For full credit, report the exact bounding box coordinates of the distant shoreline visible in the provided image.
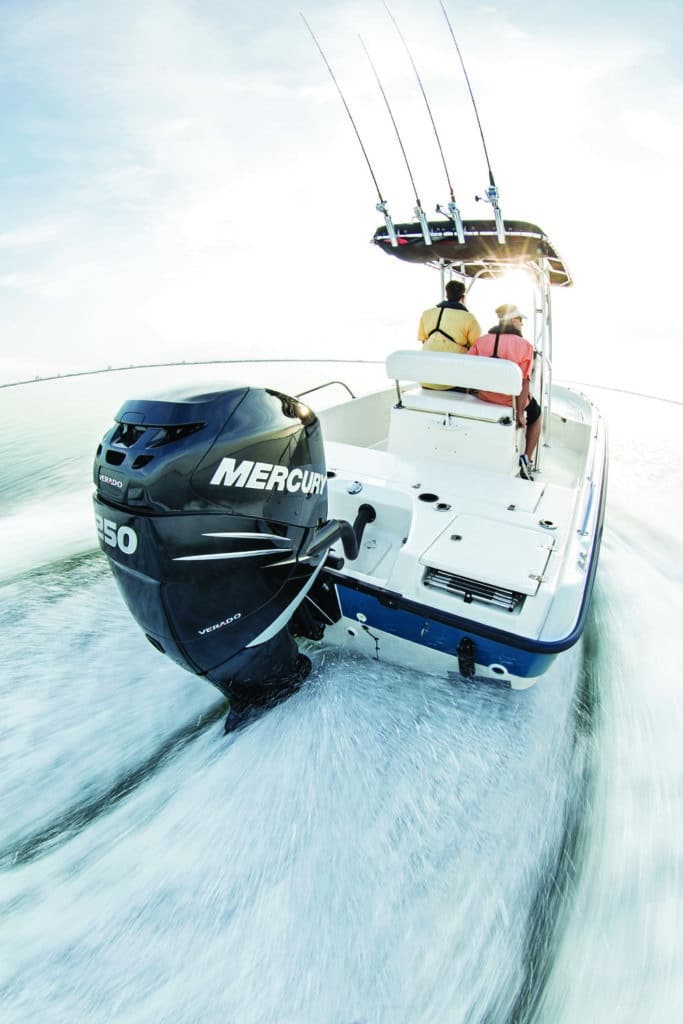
[0,358,384,389]
[1,361,680,406]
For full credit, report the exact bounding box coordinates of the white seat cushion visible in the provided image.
[400,388,512,422]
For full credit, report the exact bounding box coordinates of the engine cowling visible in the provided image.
[93,384,334,704]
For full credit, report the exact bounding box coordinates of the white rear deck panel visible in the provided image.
[420,515,555,596]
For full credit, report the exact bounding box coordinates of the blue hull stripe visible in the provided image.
[336,585,556,679]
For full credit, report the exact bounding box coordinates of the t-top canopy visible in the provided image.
[373,219,572,286]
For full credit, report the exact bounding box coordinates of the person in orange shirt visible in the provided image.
[468,304,541,480]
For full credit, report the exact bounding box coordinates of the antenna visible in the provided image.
[358,34,432,245]
[300,13,397,246]
[439,1,505,244]
[383,2,464,244]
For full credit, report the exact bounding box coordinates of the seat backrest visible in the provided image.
[386,349,522,395]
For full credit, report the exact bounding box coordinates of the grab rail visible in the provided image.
[295,379,356,401]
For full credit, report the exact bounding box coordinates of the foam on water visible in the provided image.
[0,555,219,858]
[537,391,683,1022]
[0,645,580,1023]
[0,490,97,581]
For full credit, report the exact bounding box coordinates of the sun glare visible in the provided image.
[488,269,535,307]
[466,268,536,328]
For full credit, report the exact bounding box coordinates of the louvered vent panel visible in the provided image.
[423,567,524,612]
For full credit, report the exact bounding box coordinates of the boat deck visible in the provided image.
[318,383,591,490]
[317,381,602,648]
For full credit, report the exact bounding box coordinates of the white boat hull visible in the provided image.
[301,366,607,689]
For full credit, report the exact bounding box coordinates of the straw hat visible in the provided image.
[495,303,526,322]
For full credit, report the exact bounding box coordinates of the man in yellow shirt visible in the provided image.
[417,280,481,390]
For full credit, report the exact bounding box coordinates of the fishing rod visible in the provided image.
[382,2,465,244]
[358,34,431,245]
[300,13,398,246]
[439,0,505,244]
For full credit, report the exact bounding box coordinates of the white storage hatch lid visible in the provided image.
[420,514,555,596]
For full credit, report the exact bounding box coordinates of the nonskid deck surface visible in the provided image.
[327,446,571,629]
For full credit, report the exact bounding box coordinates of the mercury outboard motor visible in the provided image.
[93,384,365,711]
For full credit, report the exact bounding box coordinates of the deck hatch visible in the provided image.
[420,514,555,596]
[423,567,525,612]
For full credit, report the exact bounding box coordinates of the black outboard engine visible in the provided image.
[93,384,339,709]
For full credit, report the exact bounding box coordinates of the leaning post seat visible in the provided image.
[385,350,522,472]
[386,350,522,396]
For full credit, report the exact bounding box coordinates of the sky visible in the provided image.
[1,0,682,394]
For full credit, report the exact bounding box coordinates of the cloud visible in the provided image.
[0,221,65,249]
[0,272,44,290]
[621,105,683,158]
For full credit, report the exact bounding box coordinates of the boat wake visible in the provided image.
[0,533,592,1022]
[0,489,96,582]
[0,554,220,857]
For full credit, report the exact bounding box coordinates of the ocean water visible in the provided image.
[0,364,681,1024]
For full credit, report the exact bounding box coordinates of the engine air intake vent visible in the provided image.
[114,423,146,448]
[423,567,524,612]
[148,422,205,447]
